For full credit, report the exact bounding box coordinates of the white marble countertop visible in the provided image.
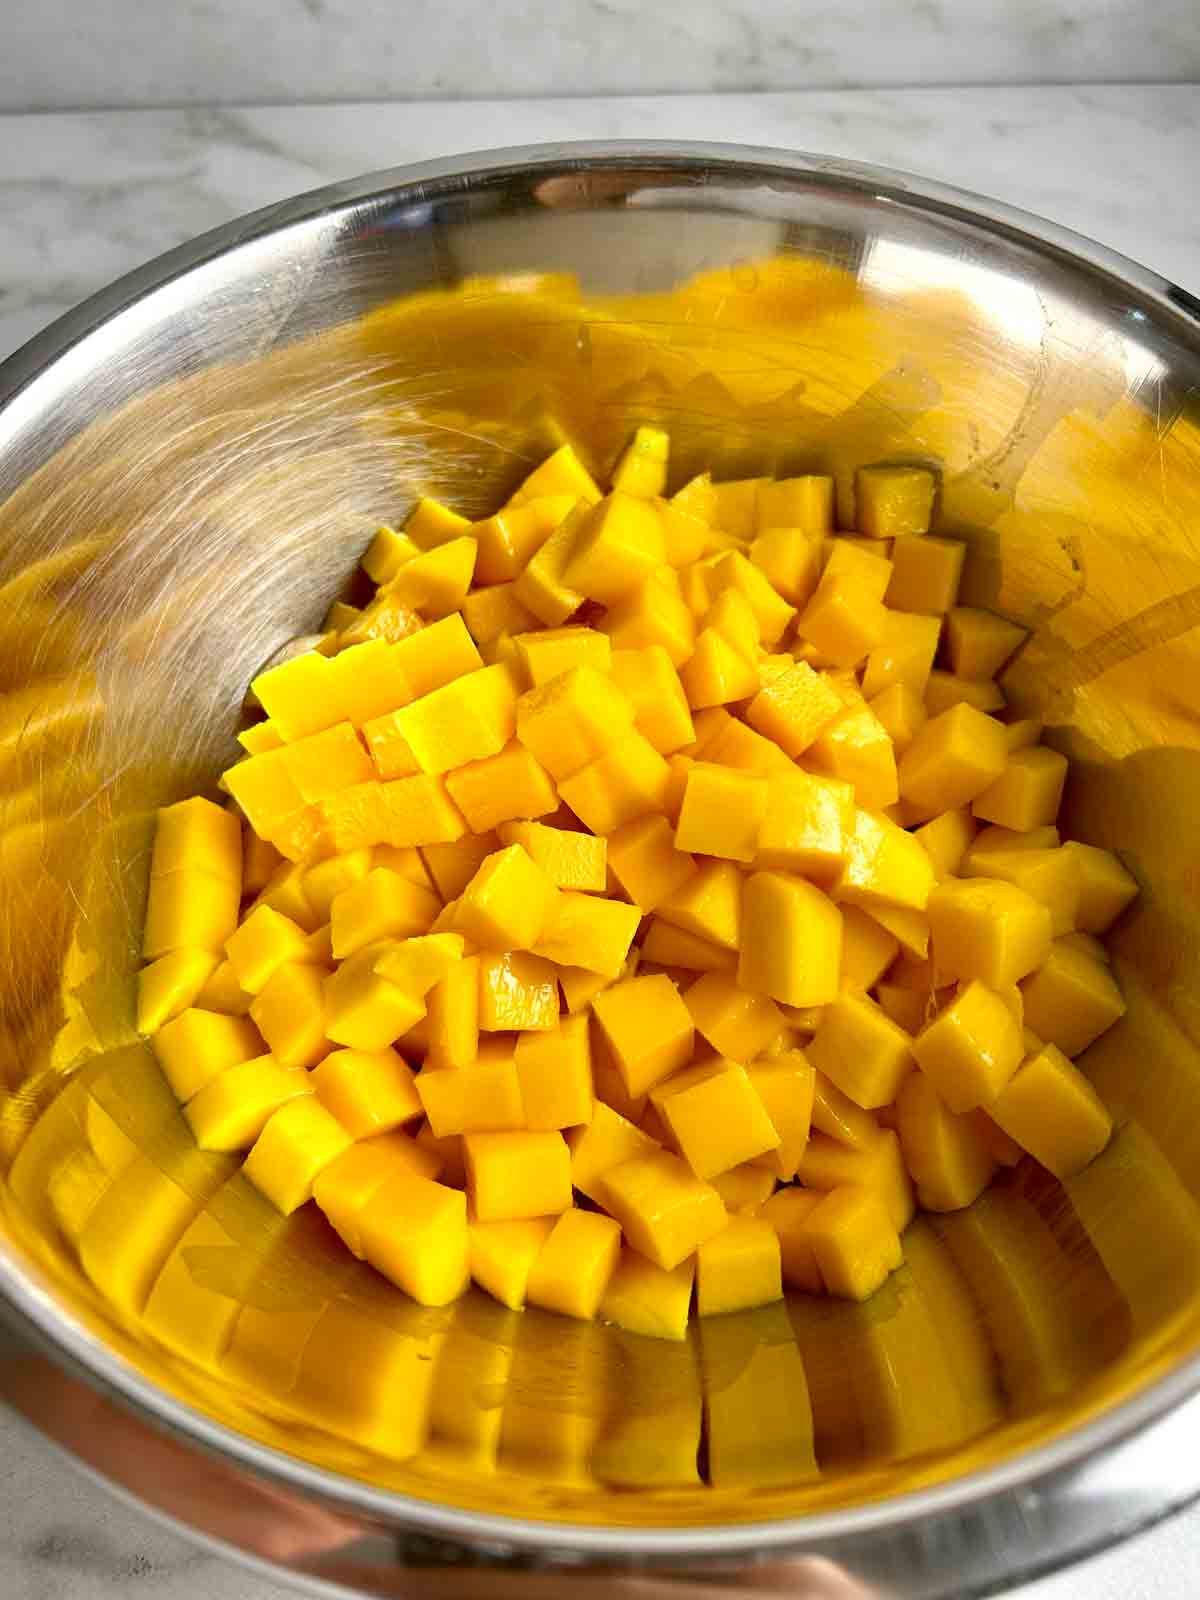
[1,84,1199,1600]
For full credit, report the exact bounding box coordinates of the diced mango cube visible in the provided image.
[912,808,976,880]
[679,627,760,709]
[757,475,833,535]
[962,845,1080,937]
[945,606,1027,680]
[703,714,793,775]
[418,1057,524,1138]
[746,1052,815,1180]
[384,535,477,618]
[184,1055,309,1150]
[194,958,254,1017]
[279,722,374,804]
[311,1046,422,1137]
[461,581,538,647]
[313,1132,440,1255]
[837,807,935,913]
[597,1150,727,1271]
[416,832,496,902]
[526,1208,623,1320]
[806,699,899,811]
[895,1071,996,1211]
[683,971,785,1062]
[496,820,606,892]
[153,1008,264,1102]
[243,1096,353,1214]
[868,682,927,757]
[468,1217,556,1309]
[508,443,602,508]
[562,491,666,603]
[606,813,694,911]
[362,523,420,583]
[567,1102,660,1203]
[558,732,671,835]
[658,859,743,951]
[710,1162,777,1215]
[972,745,1068,833]
[674,762,767,864]
[534,890,640,977]
[599,1251,695,1341]
[472,494,577,584]
[319,774,467,851]
[477,951,560,1031]
[1019,941,1126,1058]
[639,917,735,973]
[612,425,670,498]
[249,961,329,1070]
[898,703,1009,824]
[152,797,242,884]
[404,496,471,549]
[989,1042,1112,1179]
[515,665,634,781]
[1061,842,1138,934]
[251,651,342,741]
[592,974,695,1098]
[810,1071,881,1149]
[695,1217,782,1315]
[738,873,842,1007]
[840,904,900,990]
[425,955,480,1070]
[854,465,935,538]
[923,670,1005,717]
[464,1130,573,1221]
[514,625,610,685]
[330,867,440,960]
[608,646,695,754]
[324,945,426,1051]
[454,844,559,952]
[444,742,557,834]
[861,611,941,700]
[912,979,1025,1112]
[512,508,587,626]
[744,661,840,758]
[513,1014,593,1131]
[359,1175,469,1306]
[603,568,697,667]
[928,877,1052,988]
[143,870,241,959]
[806,990,913,1109]
[805,1184,903,1300]
[795,574,886,668]
[754,770,854,886]
[653,1058,780,1179]
[395,663,516,775]
[759,1188,824,1292]
[136,948,220,1035]
[301,847,373,922]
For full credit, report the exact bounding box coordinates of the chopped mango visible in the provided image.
[806,699,899,811]
[143,870,241,960]
[359,1175,469,1306]
[945,606,1028,680]
[674,762,767,863]
[854,465,935,538]
[136,948,220,1035]
[738,873,842,1007]
[606,813,694,911]
[962,845,1080,937]
[599,1251,694,1341]
[896,1071,996,1211]
[325,945,426,1051]
[249,961,329,1070]
[1019,941,1126,1057]
[567,1102,660,1202]
[534,890,640,977]
[598,1150,727,1271]
[444,741,557,833]
[592,974,695,1098]
[805,1184,903,1300]
[759,1188,824,1292]
[464,1130,573,1221]
[608,645,696,753]
[912,980,1026,1112]
[513,1014,593,1130]
[243,1096,353,1214]
[424,955,480,1070]
[311,1047,422,1137]
[562,492,666,603]
[515,664,634,780]
[454,844,559,952]
[696,1217,783,1315]
[795,573,887,668]
[469,1217,556,1309]
[658,859,743,951]
[184,1055,310,1151]
[153,1008,264,1102]
[1061,842,1138,934]
[806,990,914,1109]
[152,797,242,884]
[710,1162,778,1214]
[525,1208,623,1320]
[477,951,560,1031]
[684,970,785,1061]
[653,1058,780,1179]
[989,1042,1112,1179]
[928,877,1052,988]
[418,1058,524,1138]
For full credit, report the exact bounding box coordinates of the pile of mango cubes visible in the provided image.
[139,429,1137,1340]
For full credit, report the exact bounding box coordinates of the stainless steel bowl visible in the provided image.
[2,143,1200,1599]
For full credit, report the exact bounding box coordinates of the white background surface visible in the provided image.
[2,0,1200,109]
[0,83,1199,1600]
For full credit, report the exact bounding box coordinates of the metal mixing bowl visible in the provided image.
[1,143,1200,1599]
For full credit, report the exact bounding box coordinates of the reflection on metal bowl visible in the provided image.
[1,144,1200,1599]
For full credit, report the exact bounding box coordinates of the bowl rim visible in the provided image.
[2,138,1200,1577]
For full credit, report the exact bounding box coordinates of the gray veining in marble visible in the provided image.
[2,0,1200,112]
[2,82,1200,1600]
